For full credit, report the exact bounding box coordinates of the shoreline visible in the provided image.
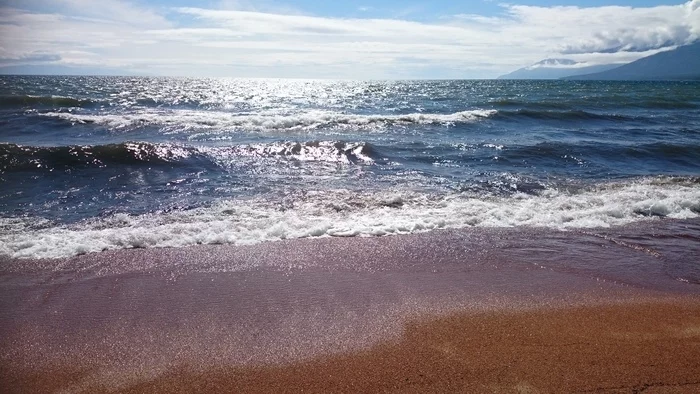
[3,218,699,289]
[2,222,700,392]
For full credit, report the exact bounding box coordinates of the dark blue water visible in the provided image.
[1,76,699,258]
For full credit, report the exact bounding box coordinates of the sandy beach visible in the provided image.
[3,296,700,393]
[2,222,700,393]
[102,300,700,393]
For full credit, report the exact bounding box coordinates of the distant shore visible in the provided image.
[2,223,700,392]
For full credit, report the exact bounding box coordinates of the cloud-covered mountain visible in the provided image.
[498,59,620,80]
[565,42,700,80]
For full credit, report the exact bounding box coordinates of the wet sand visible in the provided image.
[3,298,700,393]
[2,221,700,393]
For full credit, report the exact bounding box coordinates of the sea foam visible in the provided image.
[1,177,698,260]
[39,109,497,132]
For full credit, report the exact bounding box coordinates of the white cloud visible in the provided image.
[504,3,698,54]
[0,1,698,78]
[0,49,61,64]
[56,0,170,27]
[215,0,305,15]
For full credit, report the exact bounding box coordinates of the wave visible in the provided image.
[37,109,497,131]
[633,99,700,110]
[0,142,201,173]
[488,99,573,110]
[493,109,635,122]
[5,139,698,178]
[2,177,699,259]
[622,143,700,162]
[497,141,700,165]
[0,95,105,109]
[225,140,377,164]
[488,98,699,110]
[0,141,378,173]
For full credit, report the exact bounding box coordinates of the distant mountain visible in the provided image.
[498,59,620,80]
[565,42,700,80]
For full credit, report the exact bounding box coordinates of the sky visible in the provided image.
[0,0,698,78]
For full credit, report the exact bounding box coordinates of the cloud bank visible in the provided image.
[0,0,698,78]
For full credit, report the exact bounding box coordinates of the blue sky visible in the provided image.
[149,0,689,19]
[0,1,698,78]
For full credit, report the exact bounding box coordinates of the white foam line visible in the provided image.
[39,109,497,131]
[1,179,698,259]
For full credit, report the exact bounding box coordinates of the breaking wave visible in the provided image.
[0,140,377,173]
[2,177,699,259]
[38,109,497,131]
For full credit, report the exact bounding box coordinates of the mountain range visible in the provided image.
[498,59,621,80]
[500,42,700,80]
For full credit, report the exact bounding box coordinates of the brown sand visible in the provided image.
[3,223,700,393]
[3,299,700,393]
